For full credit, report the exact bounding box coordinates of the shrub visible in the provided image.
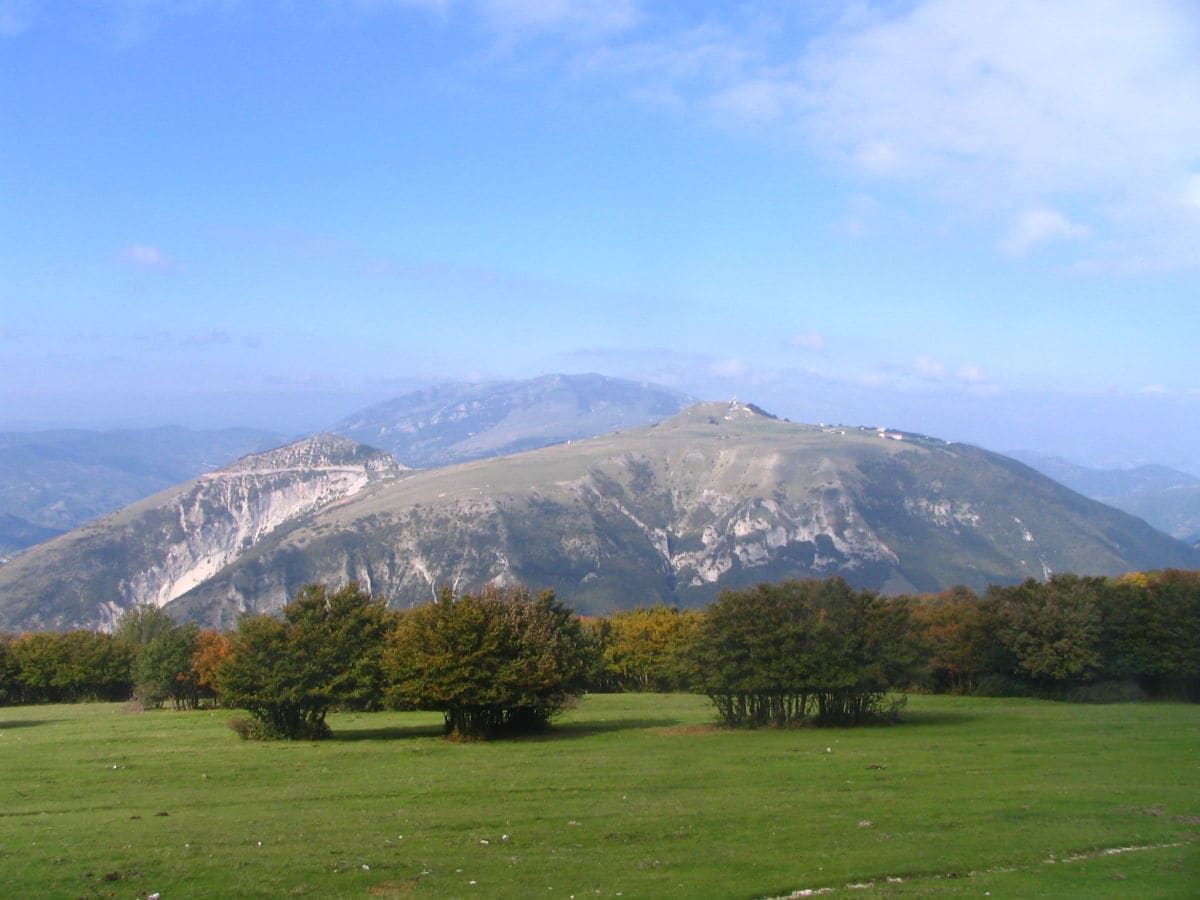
[218,583,392,740]
[599,605,703,692]
[385,585,592,740]
[693,578,919,727]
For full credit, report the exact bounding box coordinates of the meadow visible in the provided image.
[0,694,1196,898]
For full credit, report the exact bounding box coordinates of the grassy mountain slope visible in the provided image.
[332,373,693,467]
[168,403,1200,625]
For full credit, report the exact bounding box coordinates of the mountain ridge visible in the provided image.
[1010,451,1200,541]
[4,400,1197,632]
[167,402,1198,626]
[332,373,694,467]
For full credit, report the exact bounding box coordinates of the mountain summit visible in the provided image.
[3,402,1196,631]
[332,373,694,467]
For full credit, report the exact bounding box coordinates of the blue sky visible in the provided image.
[2,0,1199,470]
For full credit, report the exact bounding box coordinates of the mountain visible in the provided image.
[0,514,63,559]
[1010,452,1200,541]
[164,403,1198,626]
[6,402,1196,632]
[0,374,686,559]
[0,435,405,630]
[332,373,694,467]
[0,426,286,556]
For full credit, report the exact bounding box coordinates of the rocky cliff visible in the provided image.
[167,402,1200,625]
[0,435,404,630]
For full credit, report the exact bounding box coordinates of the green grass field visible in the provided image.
[1,694,1196,898]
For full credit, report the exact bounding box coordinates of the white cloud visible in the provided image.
[576,21,751,94]
[1184,173,1200,210]
[913,356,945,380]
[572,0,1200,269]
[803,1,1200,184]
[854,140,901,175]
[958,364,986,384]
[787,331,826,351]
[119,243,172,270]
[999,208,1090,257]
[799,0,1200,265]
[709,357,747,378]
[709,77,802,123]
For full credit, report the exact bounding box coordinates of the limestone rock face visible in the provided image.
[0,435,405,630]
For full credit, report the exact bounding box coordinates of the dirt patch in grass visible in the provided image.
[650,724,722,736]
[367,878,420,896]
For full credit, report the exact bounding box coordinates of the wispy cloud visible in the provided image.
[567,0,1200,270]
[787,331,826,352]
[913,356,945,381]
[119,243,173,271]
[999,208,1090,257]
[958,364,986,385]
[709,357,747,378]
[796,1,1200,267]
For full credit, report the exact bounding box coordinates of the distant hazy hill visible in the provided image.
[0,514,62,559]
[1010,452,1200,542]
[332,373,694,467]
[0,435,404,630]
[0,426,285,557]
[0,375,688,562]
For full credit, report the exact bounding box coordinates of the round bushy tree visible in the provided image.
[694,578,918,727]
[0,633,20,705]
[114,603,178,648]
[386,585,592,739]
[989,575,1103,687]
[10,631,133,703]
[133,623,202,709]
[219,582,392,739]
[601,605,703,692]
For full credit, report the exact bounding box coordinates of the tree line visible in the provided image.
[1,570,1197,739]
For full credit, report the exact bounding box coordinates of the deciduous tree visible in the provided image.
[602,604,702,692]
[694,578,917,727]
[385,585,592,739]
[191,629,232,704]
[219,583,392,739]
[10,631,132,703]
[133,623,202,709]
[991,575,1102,685]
